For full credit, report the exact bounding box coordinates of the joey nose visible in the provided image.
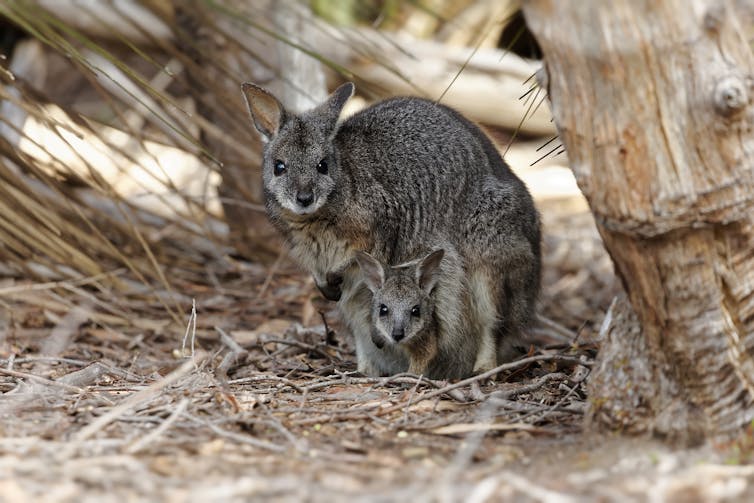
[296,191,314,207]
[392,329,405,342]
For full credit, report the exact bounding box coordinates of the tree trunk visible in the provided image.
[522,0,754,442]
[173,1,275,262]
[174,0,326,263]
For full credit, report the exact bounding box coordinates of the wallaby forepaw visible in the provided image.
[357,360,380,377]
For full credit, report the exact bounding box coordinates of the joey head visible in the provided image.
[355,249,445,375]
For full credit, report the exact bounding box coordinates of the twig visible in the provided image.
[0,367,85,393]
[125,397,190,454]
[215,326,248,380]
[319,310,334,344]
[187,414,287,453]
[255,402,308,452]
[216,325,245,354]
[515,371,590,423]
[0,268,126,296]
[56,362,110,387]
[489,372,567,401]
[2,356,91,366]
[288,398,397,425]
[438,393,499,488]
[404,354,590,408]
[256,249,286,299]
[486,397,565,414]
[401,376,423,425]
[262,337,334,361]
[536,314,578,343]
[226,374,306,394]
[66,353,203,448]
[181,298,197,357]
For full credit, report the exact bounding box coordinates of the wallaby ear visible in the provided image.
[313,82,355,132]
[416,249,445,294]
[241,82,286,142]
[327,82,355,116]
[354,250,384,293]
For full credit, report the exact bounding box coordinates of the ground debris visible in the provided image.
[2,200,750,501]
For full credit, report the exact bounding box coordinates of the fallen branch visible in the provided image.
[0,367,85,393]
[405,353,590,407]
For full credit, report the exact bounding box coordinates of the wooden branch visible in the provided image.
[28,1,554,134]
[35,0,173,46]
[273,0,328,113]
[315,27,555,134]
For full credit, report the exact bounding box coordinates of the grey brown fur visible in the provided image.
[241,81,541,377]
[355,247,482,380]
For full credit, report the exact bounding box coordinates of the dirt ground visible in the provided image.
[3,185,754,502]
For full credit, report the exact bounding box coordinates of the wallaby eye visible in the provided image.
[410,305,421,317]
[316,159,328,174]
[379,304,389,317]
[273,160,286,176]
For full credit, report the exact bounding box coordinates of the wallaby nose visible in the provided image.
[392,329,405,342]
[296,191,314,207]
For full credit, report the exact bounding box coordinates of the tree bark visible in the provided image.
[173,0,326,263]
[522,0,754,441]
[173,0,275,262]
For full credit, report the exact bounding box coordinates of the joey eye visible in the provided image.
[273,160,286,176]
[316,159,328,174]
[410,305,421,317]
[379,304,389,316]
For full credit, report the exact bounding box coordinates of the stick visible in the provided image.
[215,326,248,380]
[405,354,590,407]
[56,362,110,387]
[125,398,190,454]
[181,298,197,357]
[191,416,287,453]
[0,367,85,393]
[536,314,579,343]
[0,268,125,296]
[68,354,202,446]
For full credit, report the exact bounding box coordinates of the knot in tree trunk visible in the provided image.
[713,75,750,118]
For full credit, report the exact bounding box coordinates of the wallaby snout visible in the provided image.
[392,328,405,342]
[296,190,314,208]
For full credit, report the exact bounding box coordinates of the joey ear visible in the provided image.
[416,249,445,294]
[241,82,286,142]
[354,251,384,293]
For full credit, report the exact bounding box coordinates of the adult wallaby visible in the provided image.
[355,247,481,380]
[241,81,540,377]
